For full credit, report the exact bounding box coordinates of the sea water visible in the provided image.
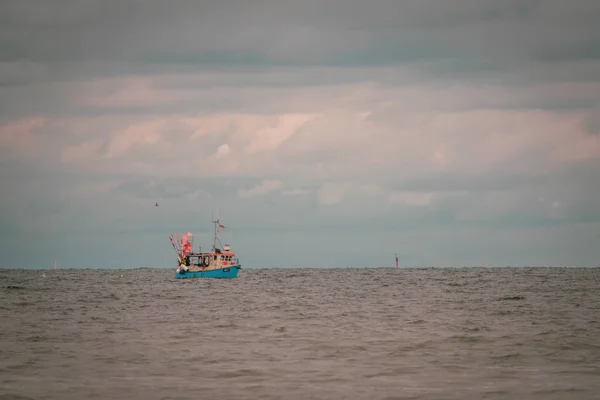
[1,267,599,399]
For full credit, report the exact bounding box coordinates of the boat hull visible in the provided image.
[174,265,241,279]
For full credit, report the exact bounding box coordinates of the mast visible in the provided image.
[212,211,219,251]
[211,210,225,252]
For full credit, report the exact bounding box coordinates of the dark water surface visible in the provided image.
[1,267,599,399]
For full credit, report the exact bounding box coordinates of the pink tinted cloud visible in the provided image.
[80,76,197,108]
[36,108,600,184]
[61,137,104,164]
[3,70,599,189]
[0,117,46,153]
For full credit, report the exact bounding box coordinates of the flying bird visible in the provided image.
[155,202,159,207]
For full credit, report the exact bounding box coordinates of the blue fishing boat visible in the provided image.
[170,215,242,279]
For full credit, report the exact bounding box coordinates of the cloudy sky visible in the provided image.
[1,0,600,269]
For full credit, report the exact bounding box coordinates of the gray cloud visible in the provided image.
[2,0,599,82]
[1,0,598,123]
